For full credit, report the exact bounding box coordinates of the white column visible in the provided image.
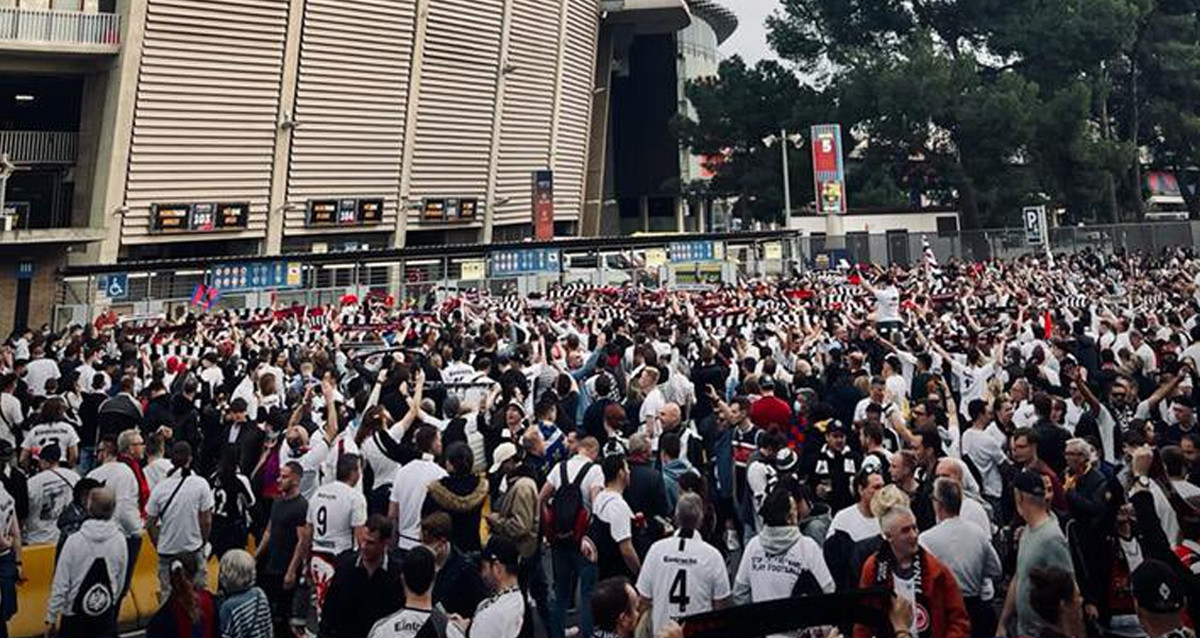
[481,0,516,244]
[264,0,306,255]
[393,0,432,248]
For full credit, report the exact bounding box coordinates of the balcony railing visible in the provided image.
[0,7,120,48]
[0,130,79,164]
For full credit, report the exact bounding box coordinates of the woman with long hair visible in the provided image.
[209,447,255,558]
[146,553,218,638]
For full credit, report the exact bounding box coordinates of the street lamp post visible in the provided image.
[762,129,805,222]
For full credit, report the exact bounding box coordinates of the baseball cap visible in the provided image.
[481,536,521,570]
[759,376,776,390]
[1013,469,1047,498]
[825,419,848,434]
[489,442,520,474]
[1131,559,1186,614]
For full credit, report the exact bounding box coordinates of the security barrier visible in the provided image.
[12,533,226,638]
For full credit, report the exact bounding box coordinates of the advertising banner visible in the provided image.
[811,124,847,215]
[532,169,554,240]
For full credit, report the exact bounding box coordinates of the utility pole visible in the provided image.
[762,130,804,220]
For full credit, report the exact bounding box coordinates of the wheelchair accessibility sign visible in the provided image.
[98,273,129,300]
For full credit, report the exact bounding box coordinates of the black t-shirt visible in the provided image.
[266,494,308,575]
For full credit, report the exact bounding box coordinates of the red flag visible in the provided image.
[1043,311,1053,339]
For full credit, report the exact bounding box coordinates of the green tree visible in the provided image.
[676,56,831,224]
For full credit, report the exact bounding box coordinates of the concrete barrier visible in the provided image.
[12,534,229,638]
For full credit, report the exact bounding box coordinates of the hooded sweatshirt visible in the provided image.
[733,524,834,606]
[46,518,128,625]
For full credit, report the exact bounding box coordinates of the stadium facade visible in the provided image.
[0,0,735,334]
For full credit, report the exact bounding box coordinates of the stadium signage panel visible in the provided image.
[669,240,725,263]
[306,198,387,227]
[421,198,478,222]
[489,248,561,277]
[811,123,847,215]
[532,169,554,240]
[209,261,303,292]
[152,202,250,233]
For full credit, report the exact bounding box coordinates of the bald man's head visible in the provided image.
[935,457,964,484]
[658,403,682,430]
[88,486,117,520]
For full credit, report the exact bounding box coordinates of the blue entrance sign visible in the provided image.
[489,248,562,277]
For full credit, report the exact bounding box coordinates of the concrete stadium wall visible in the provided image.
[112,0,601,253]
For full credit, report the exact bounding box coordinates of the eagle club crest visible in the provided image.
[81,582,113,617]
[914,602,930,633]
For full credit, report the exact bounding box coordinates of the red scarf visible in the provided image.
[118,453,150,517]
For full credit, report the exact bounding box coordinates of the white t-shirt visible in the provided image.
[367,607,432,638]
[637,531,731,634]
[546,455,604,511]
[87,461,143,536]
[309,481,368,556]
[24,467,80,545]
[146,472,215,555]
[0,393,23,446]
[962,427,1007,499]
[470,588,526,638]
[593,489,634,543]
[893,572,920,637]
[144,457,174,492]
[25,358,61,396]
[827,504,879,542]
[22,421,80,455]
[390,456,448,549]
[640,388,666,438]
[948,361,996,419]
[0,486,15,552]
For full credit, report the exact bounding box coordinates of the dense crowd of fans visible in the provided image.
[4,248,1200,638]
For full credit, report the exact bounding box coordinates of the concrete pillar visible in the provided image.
[264,0,307,255]
[639,196,649,232]
[674,197,684,232]
[481,0,515,245]
[393,0,432,248]
[91,0,146,264]
[581,27,613,236]
[547,0,570,168]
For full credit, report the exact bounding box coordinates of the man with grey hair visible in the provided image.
[932,458,992,535]
[45,486,127,638]
[920,478,1003,638]
[217,549,272,638]
[637,492,731,634]
[856,505,970,638]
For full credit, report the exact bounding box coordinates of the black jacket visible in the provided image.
[625,458,669,557]
[431,548,488,618]
[320,550,405,638]
[423,473,488,553]
[142,395,173,436]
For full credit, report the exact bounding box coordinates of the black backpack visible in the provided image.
[543,461,595,549]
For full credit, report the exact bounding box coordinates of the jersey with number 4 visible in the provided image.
[307,481,367,556]
[636,529,730,634]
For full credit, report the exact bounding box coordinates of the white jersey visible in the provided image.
[636,530,731,634]
[308,481,367,556]
[389,455,448,549]
[22,421,80,455]
[367,607,432,638]
[470,587,526,638]
[87,461,143,536]
[25,467,80,545]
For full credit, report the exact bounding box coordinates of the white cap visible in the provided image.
[489,442,520,474]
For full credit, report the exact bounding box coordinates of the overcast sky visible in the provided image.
[720,0,779,63]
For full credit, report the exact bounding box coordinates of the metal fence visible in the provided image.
[0,130,79,164]
[0,7,120,48]
[52,221,1200,329]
